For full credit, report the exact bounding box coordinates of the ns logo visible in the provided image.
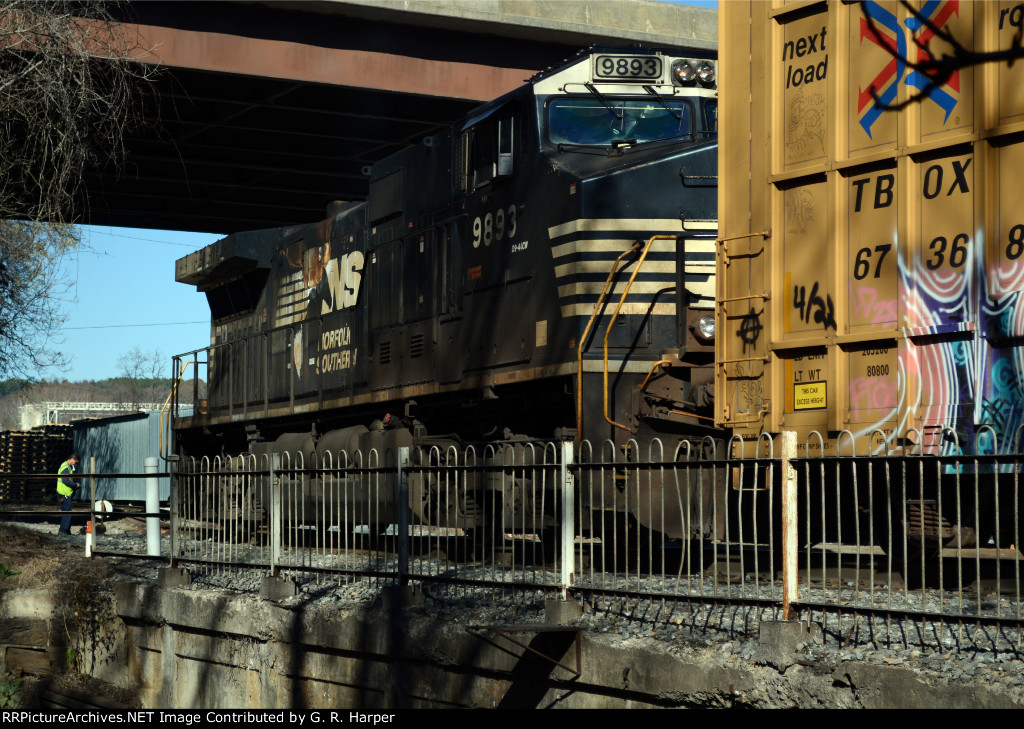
[857,0,961,138]
[319,251,365,315]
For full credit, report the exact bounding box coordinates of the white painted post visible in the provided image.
[397,447,410,587]
[560,441,575,600]
[84,456,97,558]
[270,453,281,576]
[780,431,798,619]
[146,457,161,556]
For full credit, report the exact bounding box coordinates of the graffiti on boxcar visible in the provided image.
[786,91,826,158]
[785,188,816,234]
[849,284,898,325]
[849,374,899,412]
[737,308,763,352]
[793,282,837,331]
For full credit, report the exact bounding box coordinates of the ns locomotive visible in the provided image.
[172,47,720,540]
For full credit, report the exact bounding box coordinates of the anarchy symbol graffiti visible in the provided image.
[738,307,763,352]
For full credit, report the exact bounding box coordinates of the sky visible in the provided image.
[35,0,716,384]
[52,226,221,382]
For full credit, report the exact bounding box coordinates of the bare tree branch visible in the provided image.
[0,220,78,378]
[0,1,158,222]
[0,1,158,379]
[115,345,166,411]
[862,0,1024,114]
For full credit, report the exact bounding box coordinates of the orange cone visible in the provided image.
[85,520,92,534]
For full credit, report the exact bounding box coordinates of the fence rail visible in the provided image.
[166,432,1024,631]
[8,431,1021,649]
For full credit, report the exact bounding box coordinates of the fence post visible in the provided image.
[560,441,575,600]
[270,453,281,577]
[781,430,798,619]
[169,460,177,568]
[145,457,161,556]
[86,456,97,558]
[397,446,410,588]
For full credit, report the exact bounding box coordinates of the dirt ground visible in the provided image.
[0,521,70,589]
[0,518,144,709]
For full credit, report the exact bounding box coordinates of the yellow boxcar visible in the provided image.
[718,0,1024,457]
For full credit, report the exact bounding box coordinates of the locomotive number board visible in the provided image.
[593,55,662,82]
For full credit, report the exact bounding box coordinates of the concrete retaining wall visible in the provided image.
[3,580,1022,709]
[0,592,66,679]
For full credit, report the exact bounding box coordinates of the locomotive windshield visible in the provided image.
[547,97,692,146]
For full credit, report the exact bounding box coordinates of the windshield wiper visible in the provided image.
[583,82,623,120]
[642,85,683,122]
[556,141,631,156]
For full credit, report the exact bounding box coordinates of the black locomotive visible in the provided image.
[172,47,719,539]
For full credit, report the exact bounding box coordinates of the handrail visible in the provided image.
[576,242,642,439]
[604,235,677,431]
[160,359,196,461]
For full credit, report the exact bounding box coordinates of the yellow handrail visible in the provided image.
[576,242,641,440]
[604,235,677,431]
[640,359,672,393]
[159,359,196,460]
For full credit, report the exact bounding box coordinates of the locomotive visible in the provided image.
[172,47,720,540]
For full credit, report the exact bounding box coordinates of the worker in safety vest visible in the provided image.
[57,453,80,535]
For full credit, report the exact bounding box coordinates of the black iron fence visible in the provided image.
[166,432,1024,633]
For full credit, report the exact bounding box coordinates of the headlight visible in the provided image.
[698,62,716,85]
[672,60,696,84]
[693,315,715,344]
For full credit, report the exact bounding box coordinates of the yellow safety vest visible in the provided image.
[57,461,76,497]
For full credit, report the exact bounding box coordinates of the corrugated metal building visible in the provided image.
[71,407,192,502]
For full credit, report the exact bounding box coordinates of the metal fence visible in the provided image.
[165,431,1024,645]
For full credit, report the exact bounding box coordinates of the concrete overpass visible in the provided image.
[81,0,716,234]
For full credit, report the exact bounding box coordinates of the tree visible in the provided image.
[0,1,157,379]
[0,0,157,223]
[115,345,167,411]
[0,221,79,378]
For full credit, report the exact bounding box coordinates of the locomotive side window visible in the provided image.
[547,97,692,146]
[460,107,517,192]
[458,132,471,194]
[497,117,513,176]
[703,100,718,136]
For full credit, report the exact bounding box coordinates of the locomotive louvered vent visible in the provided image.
[410,334,424,358]
[379,341,391,363]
